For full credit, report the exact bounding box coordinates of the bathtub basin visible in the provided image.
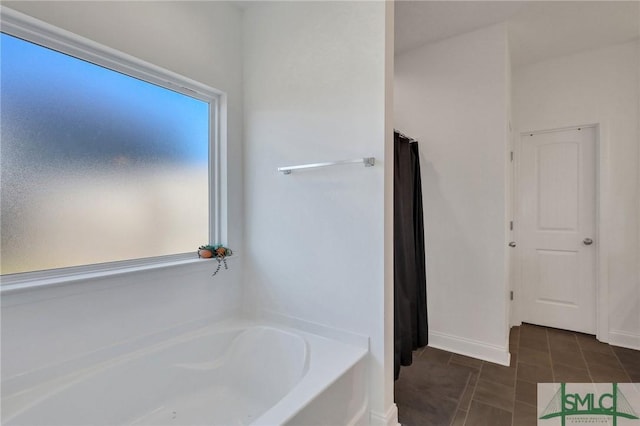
[2,321,368,425]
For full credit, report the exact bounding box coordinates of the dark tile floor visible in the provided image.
[396,323,640,426]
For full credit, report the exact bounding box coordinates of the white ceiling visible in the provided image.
[395,1,640,67]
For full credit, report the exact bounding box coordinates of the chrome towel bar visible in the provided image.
[278,157,375,175]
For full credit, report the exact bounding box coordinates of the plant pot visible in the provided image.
[198,249,213,258]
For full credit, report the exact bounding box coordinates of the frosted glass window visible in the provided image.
[1,33,210,275]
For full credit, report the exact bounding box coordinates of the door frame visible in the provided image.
[510,122,610,343]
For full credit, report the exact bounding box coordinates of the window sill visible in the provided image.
[0,254,223,294]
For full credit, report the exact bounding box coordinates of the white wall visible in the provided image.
[1,1,245,379]
[394,24,511,365]
[1,262,241,381]
[513,40,640,349]
[242,2,395,423]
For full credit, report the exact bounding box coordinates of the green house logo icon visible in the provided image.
[540,383,639,425]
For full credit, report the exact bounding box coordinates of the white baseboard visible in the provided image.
[370,404,399,426]
[429,330,511,366]
[608,329,640,351]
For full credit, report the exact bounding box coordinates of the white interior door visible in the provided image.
[518,126,596,334]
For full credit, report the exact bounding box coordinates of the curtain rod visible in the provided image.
[394,129,418,143]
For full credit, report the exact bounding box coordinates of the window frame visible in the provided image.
[0,7,224,291]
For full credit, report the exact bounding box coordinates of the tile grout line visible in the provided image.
[511,327,520,426]
[450,368,472,426]
[576,335,596,383]
[443,351,470,426]
[545,328,556,383]
[461,361,484,426]
[609,347,634,382]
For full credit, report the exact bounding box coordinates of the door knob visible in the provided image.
[583,238,593,246]
[509,242,516,248]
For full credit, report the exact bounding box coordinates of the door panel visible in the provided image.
[536,249,579,306]
[537,142,579,230]
[519,127,596,333]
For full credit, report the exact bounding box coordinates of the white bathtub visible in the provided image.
[2,321,368,426]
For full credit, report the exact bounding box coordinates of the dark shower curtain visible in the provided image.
[394,130,428,380]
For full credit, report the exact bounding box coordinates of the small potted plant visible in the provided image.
[198,244,233,276]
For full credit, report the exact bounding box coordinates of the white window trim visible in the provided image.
[0,6,224,292]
